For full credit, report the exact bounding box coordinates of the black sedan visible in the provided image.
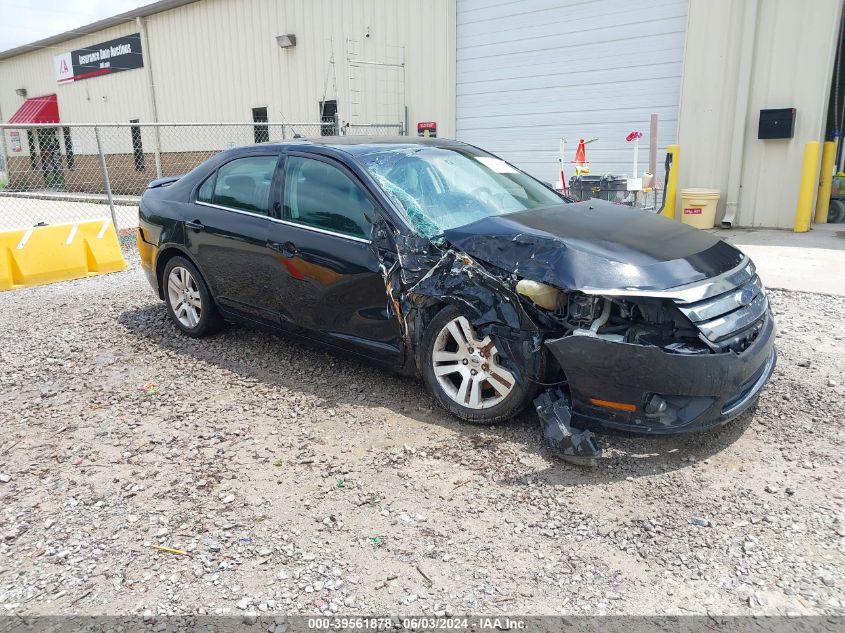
[137,137,776,461]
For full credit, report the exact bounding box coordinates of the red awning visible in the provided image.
[7,94,60,124]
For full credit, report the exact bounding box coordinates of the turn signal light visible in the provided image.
[589,398,637,412]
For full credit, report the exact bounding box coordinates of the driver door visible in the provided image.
[267,153,404,364]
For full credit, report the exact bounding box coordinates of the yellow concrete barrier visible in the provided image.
[0,220,127,291]
[814,140,836,224]
[794,141,820,233]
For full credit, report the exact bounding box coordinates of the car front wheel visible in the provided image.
[420,305,531,424]
[163,256,222,337]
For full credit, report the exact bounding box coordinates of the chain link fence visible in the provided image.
[0,121,404,232]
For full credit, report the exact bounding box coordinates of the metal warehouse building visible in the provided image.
[1,0,843,229]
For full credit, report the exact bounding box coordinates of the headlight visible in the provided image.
[515,279,565,311]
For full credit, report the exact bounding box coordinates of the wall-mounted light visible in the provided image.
[15,88,27,97]
[276,34,296,49]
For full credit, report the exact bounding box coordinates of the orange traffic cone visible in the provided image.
[571,138,590,174]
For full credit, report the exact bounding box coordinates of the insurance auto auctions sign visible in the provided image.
[54,33,143,84]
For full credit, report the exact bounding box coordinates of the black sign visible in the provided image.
[56,33,143,84]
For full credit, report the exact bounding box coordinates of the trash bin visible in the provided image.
[680,188,720,229]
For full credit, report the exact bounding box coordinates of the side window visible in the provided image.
[212,155,278,215]
[283,156,374,239]
[197,173,214,203]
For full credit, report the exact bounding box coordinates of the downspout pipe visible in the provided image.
[137,16,162,179]
[722,0,759,227]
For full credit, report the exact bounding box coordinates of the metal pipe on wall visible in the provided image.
[137,16,162,179]
[722,0,759,227]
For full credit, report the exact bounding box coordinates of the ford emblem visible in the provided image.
[737,287,755,306]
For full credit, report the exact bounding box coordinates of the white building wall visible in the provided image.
[677,0,843,229]
[0,0,456,155]
[455,0,689,184]
[145,0,455,133]
[0,20,154,157]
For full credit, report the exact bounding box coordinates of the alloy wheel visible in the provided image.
[167,266,202,328]
[431,315,516,409]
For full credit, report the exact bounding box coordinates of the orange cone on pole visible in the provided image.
[571,138,590,174]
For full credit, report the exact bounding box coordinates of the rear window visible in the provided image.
[210,156,278,215]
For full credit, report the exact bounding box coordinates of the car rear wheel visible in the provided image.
[420,305,530,424]
[163,256,222,337]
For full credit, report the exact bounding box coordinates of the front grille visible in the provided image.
[676,274,768,350]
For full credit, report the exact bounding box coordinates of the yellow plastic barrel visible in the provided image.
[680,188,721,229]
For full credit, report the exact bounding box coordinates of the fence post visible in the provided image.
[0,125,9,186]
[94,126,119,229]
[152,128,163,179]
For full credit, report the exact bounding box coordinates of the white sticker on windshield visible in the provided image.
[475,156,518,173]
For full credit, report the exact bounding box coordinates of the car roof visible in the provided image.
[236,136,471,155]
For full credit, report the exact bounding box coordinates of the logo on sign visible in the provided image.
[683,207,703,215]
[54,52,74,83]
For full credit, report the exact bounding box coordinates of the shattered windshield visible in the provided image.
[355,146,563,238]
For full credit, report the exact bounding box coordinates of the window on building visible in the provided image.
[62,127,75,170]
[319,100,338,136]
[282,156,373,239]
[27,130,38,170]
[212,155,277,215]
[130,119,144,171]
[252,107,269,143]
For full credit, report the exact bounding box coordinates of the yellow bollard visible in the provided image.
[794,141,820,233]
[662,144,680,220]
[813,141,836,223]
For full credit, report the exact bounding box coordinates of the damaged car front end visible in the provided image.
[355,142,776,462]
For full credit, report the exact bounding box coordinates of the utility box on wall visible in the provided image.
[758,108,796,139]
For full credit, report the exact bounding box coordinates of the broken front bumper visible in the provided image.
[544,310,777,434]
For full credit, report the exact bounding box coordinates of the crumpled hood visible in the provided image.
[442,200,745,292]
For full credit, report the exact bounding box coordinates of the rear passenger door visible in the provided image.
[267,152,404,362]
[186,153,282,322]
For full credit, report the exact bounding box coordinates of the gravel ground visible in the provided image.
[1,251,844,618]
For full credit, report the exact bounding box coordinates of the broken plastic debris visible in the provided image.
[138,382,157,395]
[534,388,601,465]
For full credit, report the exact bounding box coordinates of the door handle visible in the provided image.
[269,241,298,257]
[185,219,205,232]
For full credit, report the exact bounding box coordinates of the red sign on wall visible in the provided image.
[417,121,437,138]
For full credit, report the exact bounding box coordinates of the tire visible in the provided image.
[828,199,845,223]
[420,305,534,424]
[162,256,223,338]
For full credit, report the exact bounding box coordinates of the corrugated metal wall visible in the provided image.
[455,0,688,183]
[678,0,843,229]
[145,0,455,132]
[0,0,456,151]
[0,21,155,128]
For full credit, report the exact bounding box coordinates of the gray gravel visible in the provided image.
[1,252,844,617]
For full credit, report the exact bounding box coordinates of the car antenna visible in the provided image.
[277,110,302,139]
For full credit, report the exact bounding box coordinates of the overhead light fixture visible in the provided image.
[15,88,27,97]
[276,34,296,49]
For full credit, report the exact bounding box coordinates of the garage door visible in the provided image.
[456,0,688,186]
